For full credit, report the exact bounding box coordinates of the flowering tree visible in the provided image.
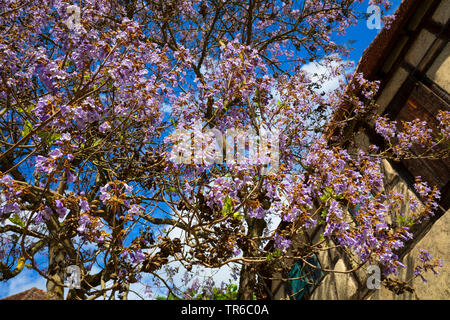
[0,0,447,300]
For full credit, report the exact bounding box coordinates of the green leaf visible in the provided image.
[51,133,61,142]
[92,138,102,147]
[273,248,282,258]
[17,104,35,114]
[9,214,25,228]
[168,187,177,194]
[232,212,243,220]
[320,194,328,202]
[334,193,344,200]
[36,131,61,146]
[396,216,406,225]
[21,120,33,137]
[222,196,233,216]
[156,293,180,300]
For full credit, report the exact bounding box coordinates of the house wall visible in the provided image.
[351,0,450,300]
[426,43,450,92]
[270,0,449,300]
[371,206,450,300]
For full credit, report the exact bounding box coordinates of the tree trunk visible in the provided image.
[237,216,266,300]
[46,242,66,300]
[66,288,86,300]
[238,263,257,300]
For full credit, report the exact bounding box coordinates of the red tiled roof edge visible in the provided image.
[326,0,421,137]
[355,0,420,80]
[1,287,49,300]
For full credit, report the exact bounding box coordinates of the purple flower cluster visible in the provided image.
[413,177,441,218]
[414,249,443,283]
[323,200,349,238]
[375,116,397,140]
[0,175,21,222]
[34,147,74,178]
[55,199,69,218]
[77,212,104,243]
[274,233,291,252]
[437,110,450,139]
[99,181,133,205]
[122,249,146,265]
[34,206,53,224]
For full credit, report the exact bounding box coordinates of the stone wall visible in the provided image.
[371,210,450,300]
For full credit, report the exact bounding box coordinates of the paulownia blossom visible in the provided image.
[0,0,446,300]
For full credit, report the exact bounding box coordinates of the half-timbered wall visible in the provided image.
[270,0,450,300]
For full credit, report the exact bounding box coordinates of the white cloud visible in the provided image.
[161,102,172,115]
[300,56,352,93]
[0,268,46,299]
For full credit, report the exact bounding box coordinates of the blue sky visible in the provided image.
[345,2,397,64]
[0,0,401,300]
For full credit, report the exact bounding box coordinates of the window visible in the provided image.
[385,75,450,209]
[394,81,449,191]
[288,254,324,300]
[348,203,361,220]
